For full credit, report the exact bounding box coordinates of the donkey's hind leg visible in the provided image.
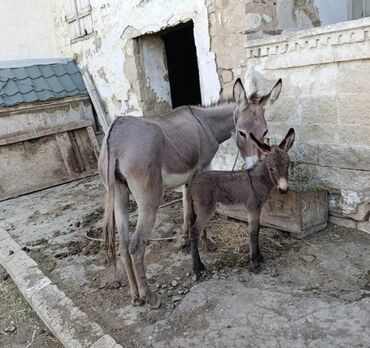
[114,182,141,305]
[128,176,163,309]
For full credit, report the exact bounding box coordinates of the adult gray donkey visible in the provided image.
[98,78,282,308]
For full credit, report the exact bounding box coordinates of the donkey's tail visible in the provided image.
[103,122,118,265]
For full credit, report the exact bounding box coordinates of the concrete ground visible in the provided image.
[0,176,369,347]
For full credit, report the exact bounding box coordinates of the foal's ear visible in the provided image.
[233,78,247,106]
[250,132,271,154]
[279,128,295,152]
[259,78,282,108]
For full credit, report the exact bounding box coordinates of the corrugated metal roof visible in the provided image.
[0,59,88,107]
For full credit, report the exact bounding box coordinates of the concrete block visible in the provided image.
[329,216,358,229]
[358,221,370,234]
[336,125,370,146]
[299,124,339,144]
[265,96,301,123]
[337,61,370,94]
[290,142,320,165]
[91,335,123,348]
[292,163,370,192]
[30,284,104,347]
[318,144,370,171]
[301,95,338,125]
[0,228,122,348]
[337,93,370,127]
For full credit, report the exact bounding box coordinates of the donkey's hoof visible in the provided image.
[195,271,206,282]
[146,292,161,309]
[194,263,207,281]
[251,254,265,270]
[132,297,145,306]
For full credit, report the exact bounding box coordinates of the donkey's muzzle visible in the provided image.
[277,178,288,194]
[278,187,289,194]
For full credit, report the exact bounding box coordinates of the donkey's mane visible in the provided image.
[198,91,261,108]
[198,96,234,108]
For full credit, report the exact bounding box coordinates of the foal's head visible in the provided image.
[250,128,295,194]
[233,78,282,169]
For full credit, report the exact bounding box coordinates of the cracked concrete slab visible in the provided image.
[147,280,370,347]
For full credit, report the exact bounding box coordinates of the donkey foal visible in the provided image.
[189,128,295,280]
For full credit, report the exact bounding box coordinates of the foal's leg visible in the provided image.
[114,182,141,305]
[247,210,264,269]
[190,205,215,280]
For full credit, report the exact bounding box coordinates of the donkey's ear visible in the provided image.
[233,78,247,106]
[259,78,282,108]
[250,132,271,154]
[279,128,295,152]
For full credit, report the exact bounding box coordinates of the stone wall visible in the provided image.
[244,18,370,231]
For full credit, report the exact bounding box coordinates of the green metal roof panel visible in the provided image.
[0,59,88,107]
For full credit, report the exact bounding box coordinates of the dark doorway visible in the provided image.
[161,23,202,108]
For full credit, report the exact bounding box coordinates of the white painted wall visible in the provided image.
[52,0,220,118]
[0,0,61,61]
[315,0,350,25]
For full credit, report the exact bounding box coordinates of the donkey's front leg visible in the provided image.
[247,210,265,269]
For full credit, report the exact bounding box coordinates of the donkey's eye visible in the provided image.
[263,130,268,137]
[238,130,247,139]
[270,168,275,172]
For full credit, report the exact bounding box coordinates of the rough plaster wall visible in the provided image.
[0,0,61,61]
[52,0,220,119]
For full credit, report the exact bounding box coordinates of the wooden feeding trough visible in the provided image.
[217,180,328,237]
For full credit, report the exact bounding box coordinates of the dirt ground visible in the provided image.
[0,265,62,348]
[0,175,370,347]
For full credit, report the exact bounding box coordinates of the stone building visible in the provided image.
[1,0,370,230]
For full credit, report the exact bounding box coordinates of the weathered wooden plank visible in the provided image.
[0,126,99,201]
[0,121,92,146]
[75,128,98,170]
[69,131,85,173]
[86,125,101,158]
[55,132,81,176]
